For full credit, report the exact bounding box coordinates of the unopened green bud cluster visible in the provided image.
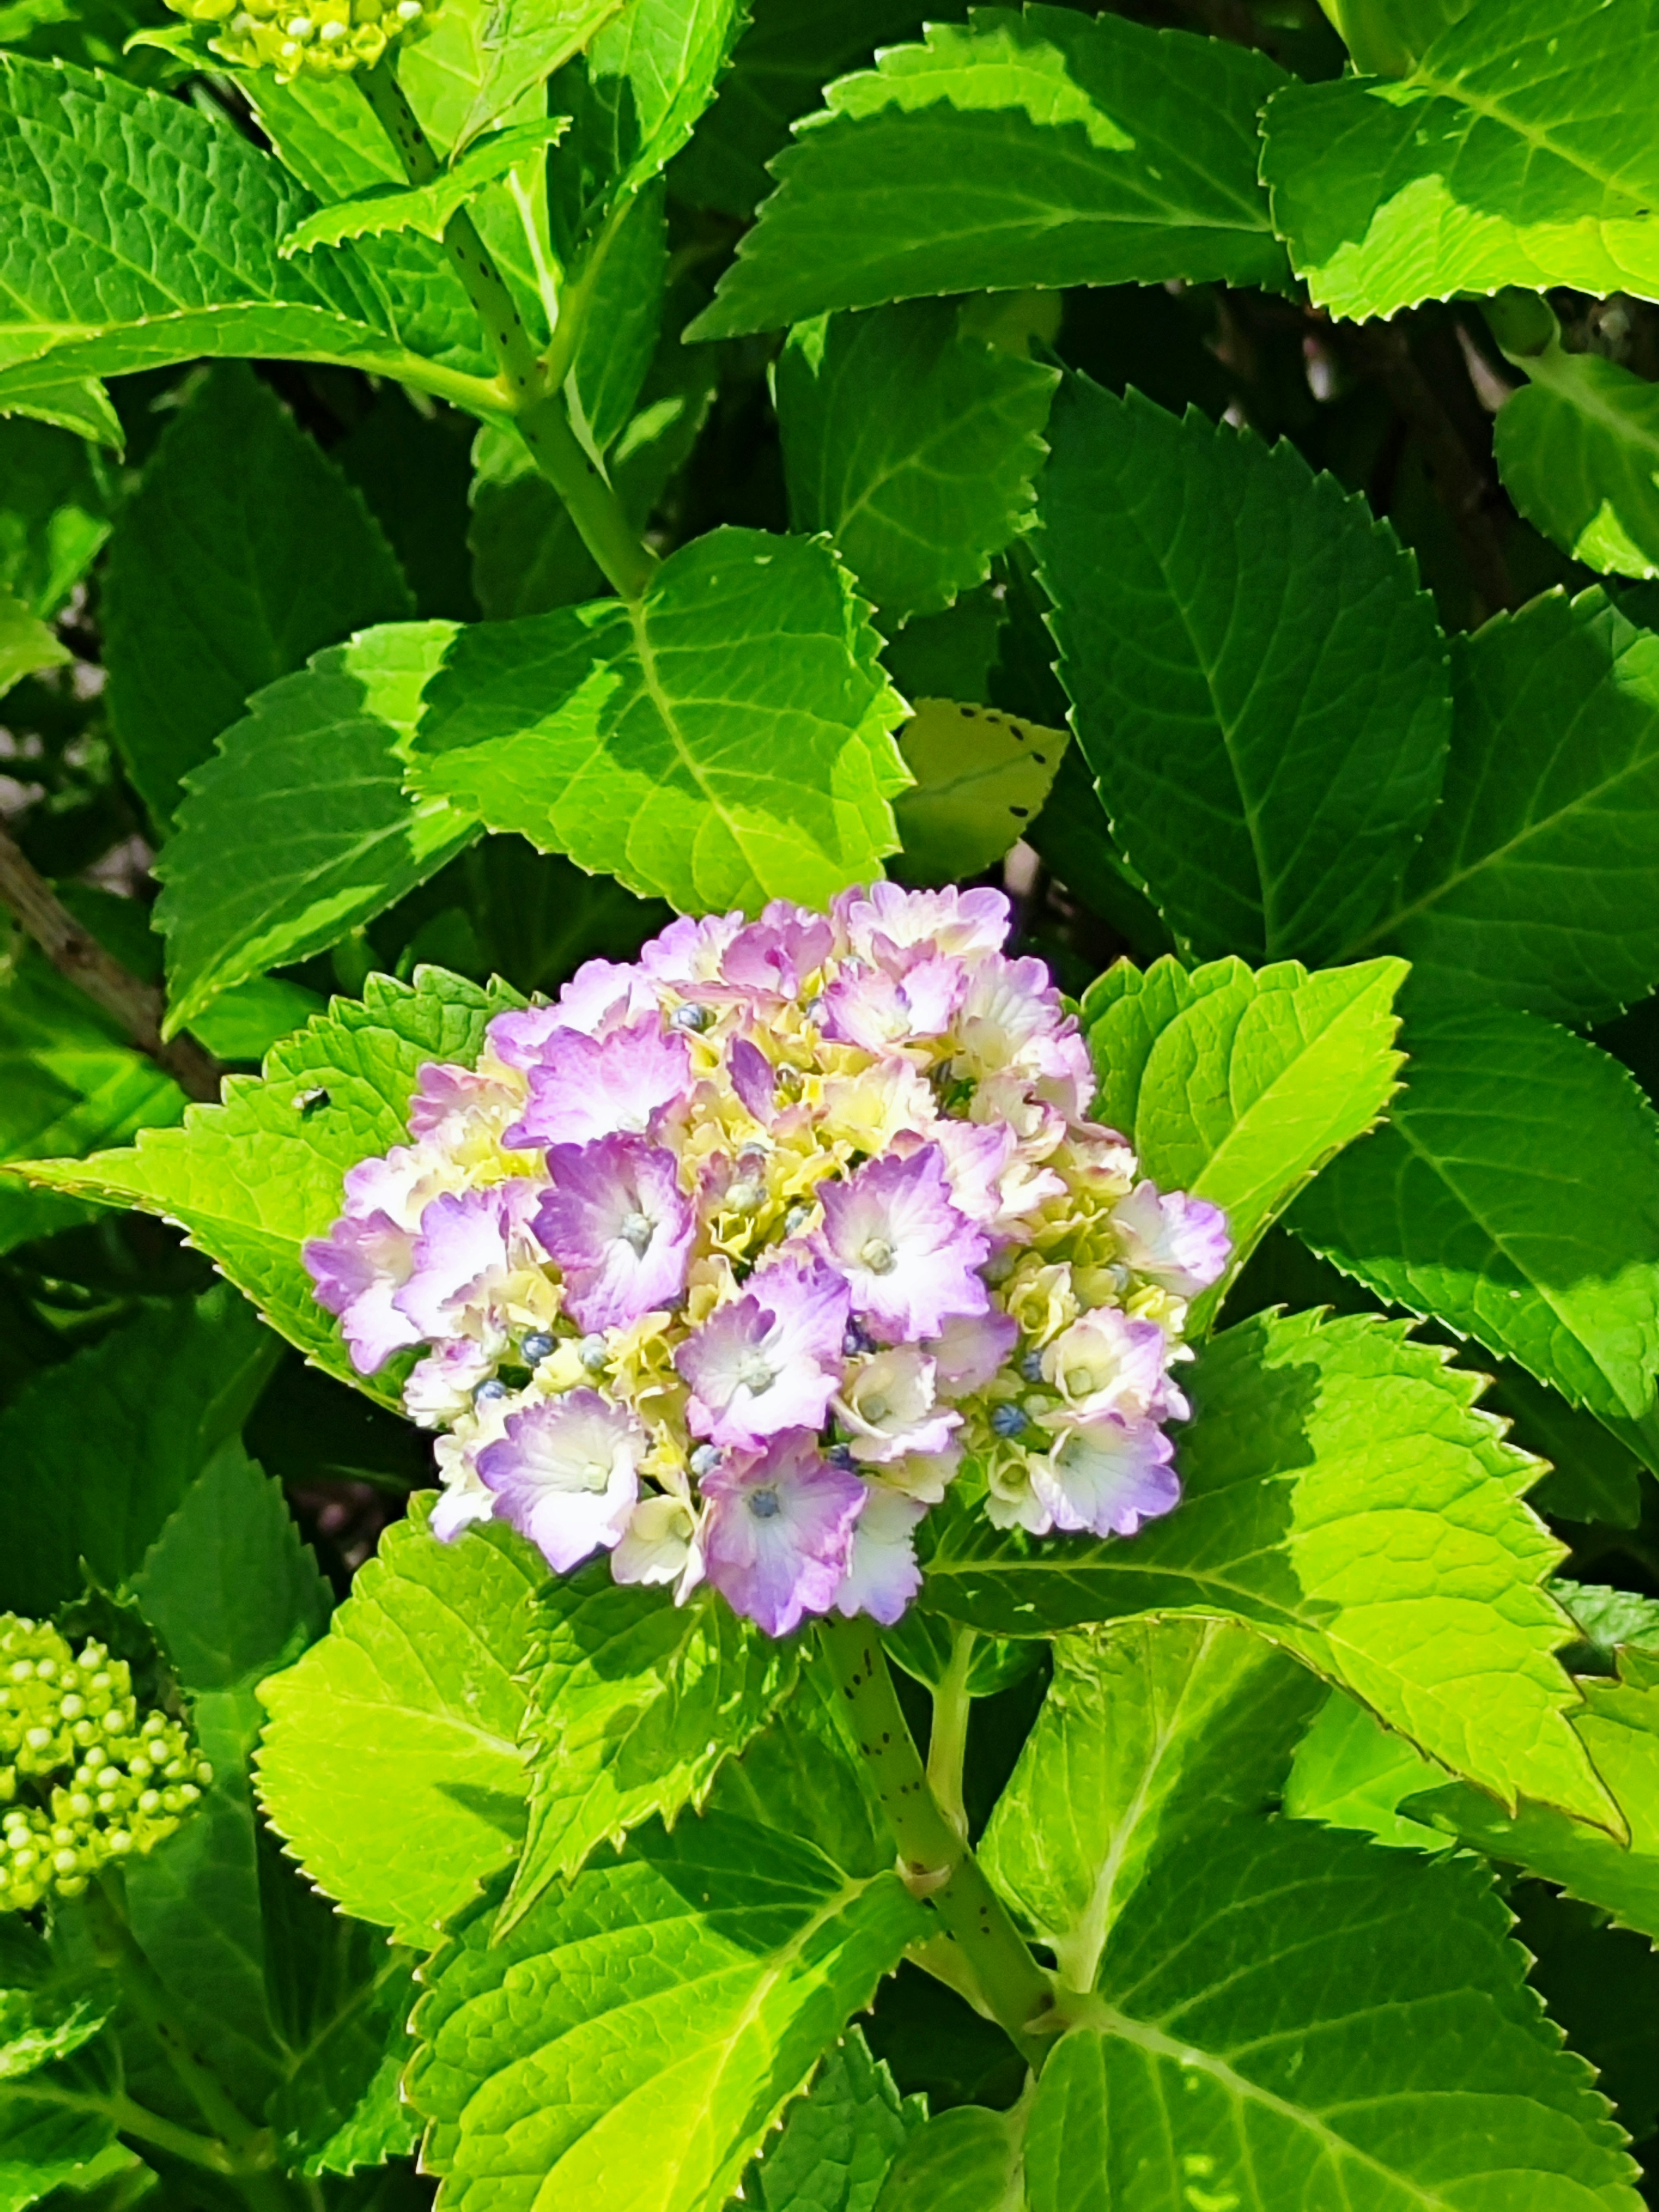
[0,1621,210,1909]
[162,0,435,82]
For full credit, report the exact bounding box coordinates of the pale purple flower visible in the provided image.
[342,1141,456,1231]
[1031,1414,1179,1538]
[953,955,1069,1077]
[815,1146,989,1341]
[721,905,833,999]
[833,1480,927,1625]
[833,1345,960,1465]
[505,1016,691,1150]
[404,1337,499,1428]
[304,1211,422,1374]
[836,882,1010,969]
[478,1389,647,1572]
[392,1180,546,1342]
[1111,1182,1230,1297]
[407,1062,519,1144]
[486,961,656,1067]
[699,1430,865,1637]
[639,910,745,988]
[677,1263,850,1448]
[927,1310,1019,1397]
[611,1491,703,1598]
[535,1135,694,1331]
[818,957,967,1052]
[1038,1308,1188,1425]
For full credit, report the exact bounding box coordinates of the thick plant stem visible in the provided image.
[356,60,657,601]
[0,826,219,1101]
[818,1615,1052,2064]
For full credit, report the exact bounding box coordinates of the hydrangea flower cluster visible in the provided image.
[306,887,1229,1639]
[162,0,432,82]
[0,1621,211,1907]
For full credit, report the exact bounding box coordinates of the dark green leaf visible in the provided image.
[154,621,480,1035]
[1495,343,1659,580]
[1351,588,1659,1026]
[102,364,413,832]
[873,2107,1022,2212]
[777,299,1057,621]
[1293,1009,1659,1432]
[690,6,1292,339]
[0,1286,275,1616]
[1039,378,1450,963]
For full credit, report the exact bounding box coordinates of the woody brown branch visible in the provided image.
[0,825,221,1104]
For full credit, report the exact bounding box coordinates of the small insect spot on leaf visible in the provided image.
[296,1088,331,1117]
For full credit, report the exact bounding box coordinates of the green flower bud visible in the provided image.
[161,0,436,80]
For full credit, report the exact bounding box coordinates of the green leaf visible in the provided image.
[565,176,667,456]
[1510,1883,1659,2153]
[1020,1823,1642,2211]
[281,120,570,255]
[0,1930,115,2089]
[0,1285,275,1616]
[872,2107,1023,2212]
[1554,1578,1659,1666]
[16,968,516,1400]
[0,2041,118,2212]
[0,953,185,1257]
[1039,379,1451,964]
[0,57,496,414]
[1259,0,1659,321]
[891,700,1068,886]
[742,2028,924,2212]
[1349,588,1659,1027]
[130,1439,331,1693]
[0,584,65,701]
[0,376,122,451]
[101,365,414,832]
[408,528,910,915]
[0,416,111,619]
[1292,1009,1659,1432]
[502,1571,799,1929]
[922,1306,1616,1827]
[256,1498,547,1948]
[555,0,748,222]
[1408,1647,1659,1945]
[981,1620,1325,1990]
[1494,344,1659,580]
[189,975,327,1067]
[122,1443,334,2115]
[1283,1685,1448,1851]
[776,299,1057,622]
[154,622,480,1035]
[1486,1363,1645,1529]
[1319,0,1473,75]
[690,6,1292,340]
[266,1943,420,2178]
[1083,953,1408,1323]
[400,0,617,154]
[672,0,928,223]
[407,1814,927,2212]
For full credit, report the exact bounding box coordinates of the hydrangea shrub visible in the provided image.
[2,0,1659,2206]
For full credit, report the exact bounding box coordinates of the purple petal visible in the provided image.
[833,1482,927,1624]
[505,1017,692,1150]
[303,1211,422,1374]
[729,1037,778,1123]
[535,1135,694,1332]
[676,1262,849,1448]
[1111,1182,1231,1297]
[1033,1414,1179,1538]
[926,1310,1019,1396]
[815,1146,989,1341]
[700,1431,864,1637]
[478,1389,645,1572]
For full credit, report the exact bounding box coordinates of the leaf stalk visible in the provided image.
[356,59,658,601]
